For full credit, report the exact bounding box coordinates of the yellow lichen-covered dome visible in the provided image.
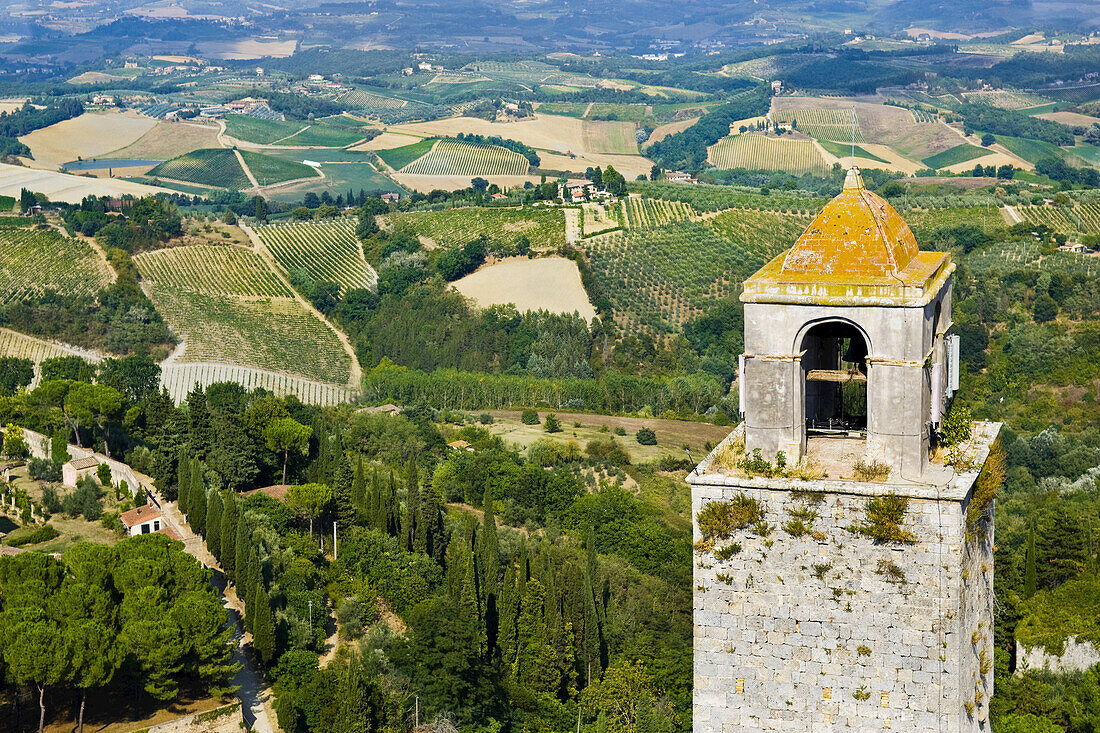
[780,168,918,277]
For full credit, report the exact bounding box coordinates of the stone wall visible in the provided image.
[692,474,990,732]
[1017,636,1100,676]
[19,427,147,498]
[144,702,243,733]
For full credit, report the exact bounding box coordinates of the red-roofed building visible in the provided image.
[119,505,166,536]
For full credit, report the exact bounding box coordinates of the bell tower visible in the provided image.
[690,170,1000,732]
[739,167,955,479]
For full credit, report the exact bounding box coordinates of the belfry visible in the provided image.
[689,170,1000,732]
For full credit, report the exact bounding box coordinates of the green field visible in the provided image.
[921,143,994,169]
[384,206,566,249]
[0,227,113,304]
[584,212,809,332]
[256,219,378,293]
[400,140,530,176]
[376,138,438,170]
[133,245,291,297]
[224,115,306,144]
[966,240,1100,277]
[817,139,890,164]
[148,149,250,189]
[278,124,372,148]
[336,90,408,111]
[145,285,352,385]
[708,134,828,175]
[993,134,1067,163]
[239,151,319,186]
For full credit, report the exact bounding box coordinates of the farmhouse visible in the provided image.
[119,505,179,538]
[380,192,400,203]
[665,171,698,184]
[62,456,100,487]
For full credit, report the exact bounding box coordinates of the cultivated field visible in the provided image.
[1015,203,1100,234]
[384,206,566,249]
[645,117,700,146]
[337,90,407,110]
[961,89,1051,110]
[0,227,114,303]
[621,197,696,228]
[255,219,378,292]
[399,139,530,176]
[451,256,596,321]
[707,134,828,175]
[922,143,995,169]
[0,327,103,389]
[19,111,158,170]
[1036,111,1100,128]
[391,174,541,194]
[145,285,353,385]
[196,38,298,59]
[238,151,319,186]
[966,240,1100,277]
[770,97,958,161]
[224,115,306,145]
[134,245,291,297]
[581,202,619,236]
[148,149,250,189]
[0,163,172,202]
[584,212,810,332]
[107,120,222,160]
[161,362,359,406]
[772,108,865,142]
[388,113,641,157]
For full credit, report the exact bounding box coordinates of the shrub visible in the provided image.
[520,409,539,425]
[96,462,112,486]
[585,437,630,466]
[543,413,562,433]
[849,493,916,544]
[856,644,871,656]
[853,459,890,481]
[715,543,741,560]
[942,403,973,447]
[636,427,657,445]
[41,484,62,513]
[696,493,765,540]
[614,426,626,436]
[479,413,493,425]
[28,458,62,483]
[3,523,60,547]
[876,559,907,585]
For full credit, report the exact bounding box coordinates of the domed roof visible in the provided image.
[780,168,918,278]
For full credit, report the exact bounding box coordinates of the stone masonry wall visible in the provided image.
[693,481,985,732]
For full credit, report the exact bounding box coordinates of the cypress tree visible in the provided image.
[188,457,203,520]
[582,526,603,686]
[481,487,500,602]
[187,388,213,460]
[1024,523,1037,600]
[333,456,356,533]
[234,516,250,591]
[176,450,192,512]
[352,457,367,510]
[387,472,401,538]
[252,586,277,665]
[191,481,207,536]
[221,491,238,580]
[206,491,224,559]
[417,485,446,565]
[405,459,419,551]
[498,560,520,670]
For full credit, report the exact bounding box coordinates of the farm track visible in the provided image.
[234,149,260,188]
[1002,205,1023,224]
[242,224,363,388]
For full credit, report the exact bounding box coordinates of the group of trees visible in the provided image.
[647,86,771,171]
[958,103,1075,146]
[0,99,84,159]
[0,537,238,733]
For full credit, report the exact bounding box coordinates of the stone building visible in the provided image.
[690,169,1000,731]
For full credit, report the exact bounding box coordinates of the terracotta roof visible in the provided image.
[157,526,182,541]
[242,485,290,502]
[66,456,100,470]
[119,504,164,527]
[742,168,952,307]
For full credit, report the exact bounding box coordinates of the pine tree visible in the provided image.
[187,389,213,460]
[405,459,419,551]
[333,456,356,533]
[252,586,277,665]
[206,491,224,559]
[1024,523,1038,600]
[221,491,238,580]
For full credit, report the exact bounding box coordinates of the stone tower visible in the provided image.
[690,170,1000,732]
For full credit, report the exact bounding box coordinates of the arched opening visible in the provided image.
[800,321,869,436]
